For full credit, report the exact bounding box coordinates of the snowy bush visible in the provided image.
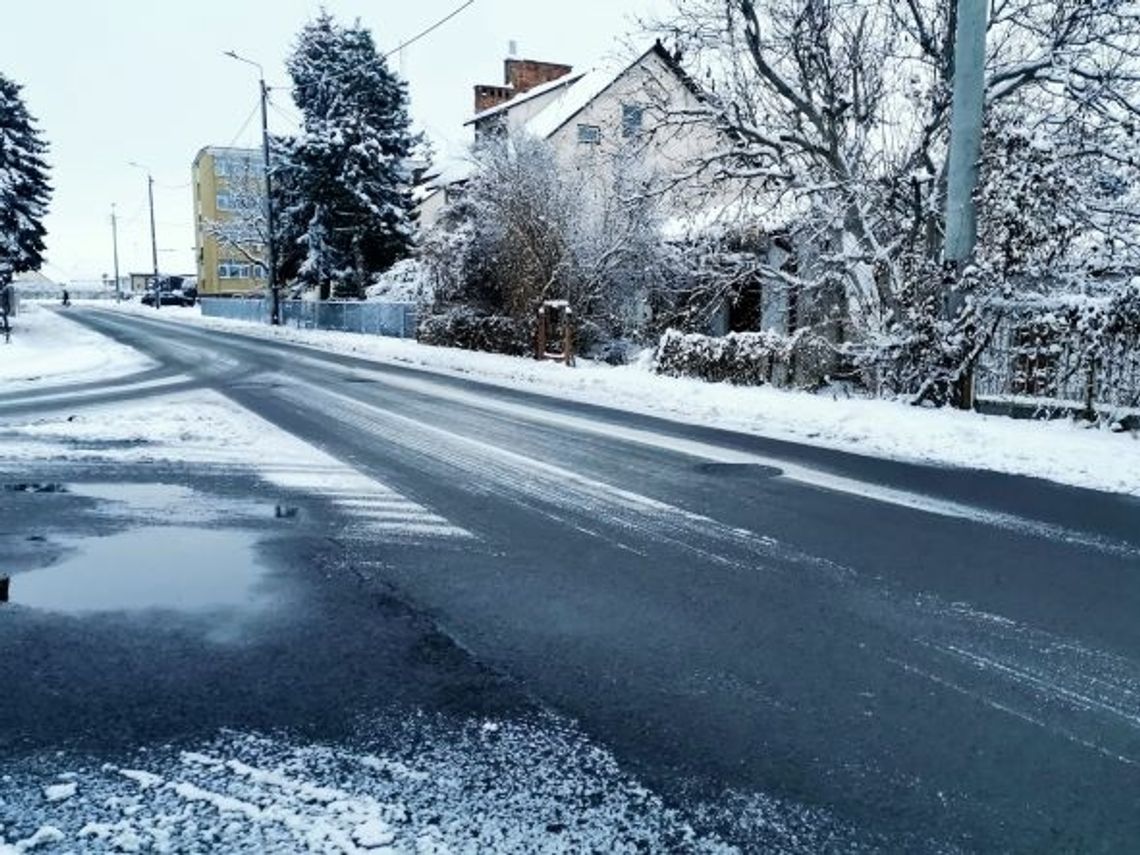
[416,307,531,356]
[366,259,433,304]
[421,135,672,343]
[653,328,832,387]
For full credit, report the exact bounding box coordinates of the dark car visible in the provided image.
[141,276,197,307]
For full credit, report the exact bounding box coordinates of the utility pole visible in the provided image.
[146,172,160,311]
[943,0,988,408]
[111,204,121,303]
[130,161,161,311]
[225,50,280,326]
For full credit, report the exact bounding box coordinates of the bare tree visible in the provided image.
[202,160,269,274]
[653,0,1140,397]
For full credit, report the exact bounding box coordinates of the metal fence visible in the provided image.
[975,310,1140,417]
[200,298,418,339]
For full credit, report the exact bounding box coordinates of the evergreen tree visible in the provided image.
[277,13,416,299]
[0,73,51,287]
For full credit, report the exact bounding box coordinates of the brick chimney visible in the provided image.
[475,84,514,113]
[473,58,573,114]
[504,59,573,93]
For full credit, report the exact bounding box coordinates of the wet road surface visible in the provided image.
[3,306,1140,852]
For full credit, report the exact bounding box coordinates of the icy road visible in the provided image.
[2,306,1139,853]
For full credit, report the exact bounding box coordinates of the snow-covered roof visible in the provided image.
[467,42,702,141]
[465,72,586,126]
[523,63,622,139]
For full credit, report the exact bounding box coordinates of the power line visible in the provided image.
[384,0,476,57]
[227,97,263,148]
[292,0,476,90]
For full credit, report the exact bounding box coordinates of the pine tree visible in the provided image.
[0,73,51,287]
[277,13,416,300]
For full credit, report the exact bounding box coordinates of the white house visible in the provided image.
[419,43,806,338]
[419,43,724,230]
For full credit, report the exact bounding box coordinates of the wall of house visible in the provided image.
[545,50,727,218]
[192,147,266,297]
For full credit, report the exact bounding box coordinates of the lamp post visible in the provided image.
[128,162,160,311]
[224,49,280,326]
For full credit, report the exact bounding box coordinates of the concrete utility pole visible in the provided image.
[224,50,280,326]
[146,173,160,311]
[130,162,161,311]
[944,0,988,264]
[111,204,121,303]
[943,0,988,408]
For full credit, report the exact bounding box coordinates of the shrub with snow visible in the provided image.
[653,328,834,387]
[417,307,531,356]
[366,259,433,304]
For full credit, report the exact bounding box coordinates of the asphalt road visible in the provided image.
[7,307,1140,852]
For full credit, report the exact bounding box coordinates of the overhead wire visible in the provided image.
[227,97,263,148]
[384,0,476,57]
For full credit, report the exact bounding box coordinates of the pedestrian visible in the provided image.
[61,289,70,307]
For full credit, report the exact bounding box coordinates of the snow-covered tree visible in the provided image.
[0,73,51,289]
[203,158,267,274]
[655,0,1140,401]
[276,12,416,300]
[423,135,671,343]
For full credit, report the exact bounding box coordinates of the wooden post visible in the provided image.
[1084,358,1098,422]
[0,575,9,603]
[535,306,546,360]
[563,308,575,367]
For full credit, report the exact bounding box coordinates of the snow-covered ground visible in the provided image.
[0,715,762,854]
[100,300,1139,497]
[0,303,154,391]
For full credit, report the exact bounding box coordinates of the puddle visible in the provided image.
[68,482,289,526]
[3,483,69,493]
[9,527,272,614]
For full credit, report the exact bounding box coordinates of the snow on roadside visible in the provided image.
[101,301,1140,497]
[0,712,872,854]
[0,386,469,541]
[0,303,154,391]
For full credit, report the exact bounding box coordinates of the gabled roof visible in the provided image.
[466,71,587,126]
[463,41,705,139]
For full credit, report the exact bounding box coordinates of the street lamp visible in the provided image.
[224,49,280,326]
[128,161,160,311]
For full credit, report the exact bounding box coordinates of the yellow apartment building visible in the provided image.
[192,146,268,296]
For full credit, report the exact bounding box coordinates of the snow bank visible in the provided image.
[97,302,1140,496]
[0,303,153,391]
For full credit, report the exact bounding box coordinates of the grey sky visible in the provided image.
[4,0,665,282]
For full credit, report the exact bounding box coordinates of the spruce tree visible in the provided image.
[278,13,416,299]
[0,73,51,287]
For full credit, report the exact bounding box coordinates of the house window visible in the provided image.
[622,104,644,138]
[217,260,266,280]
[577,124,601,145]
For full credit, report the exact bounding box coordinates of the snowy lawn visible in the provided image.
[98,300,1140,496]
[0,302,154,391]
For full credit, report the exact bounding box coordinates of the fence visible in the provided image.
[200,298,418,339]
[975,300,1140,419]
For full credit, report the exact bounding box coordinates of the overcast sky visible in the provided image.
[4,0,667,282]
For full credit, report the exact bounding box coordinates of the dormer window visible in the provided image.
[577,124,601,145]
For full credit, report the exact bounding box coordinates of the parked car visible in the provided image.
[141,276,197,307]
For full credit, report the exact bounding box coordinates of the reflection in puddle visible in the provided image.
[3,483,69,493]
[68,482,285,526]
[12,527,271,614]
